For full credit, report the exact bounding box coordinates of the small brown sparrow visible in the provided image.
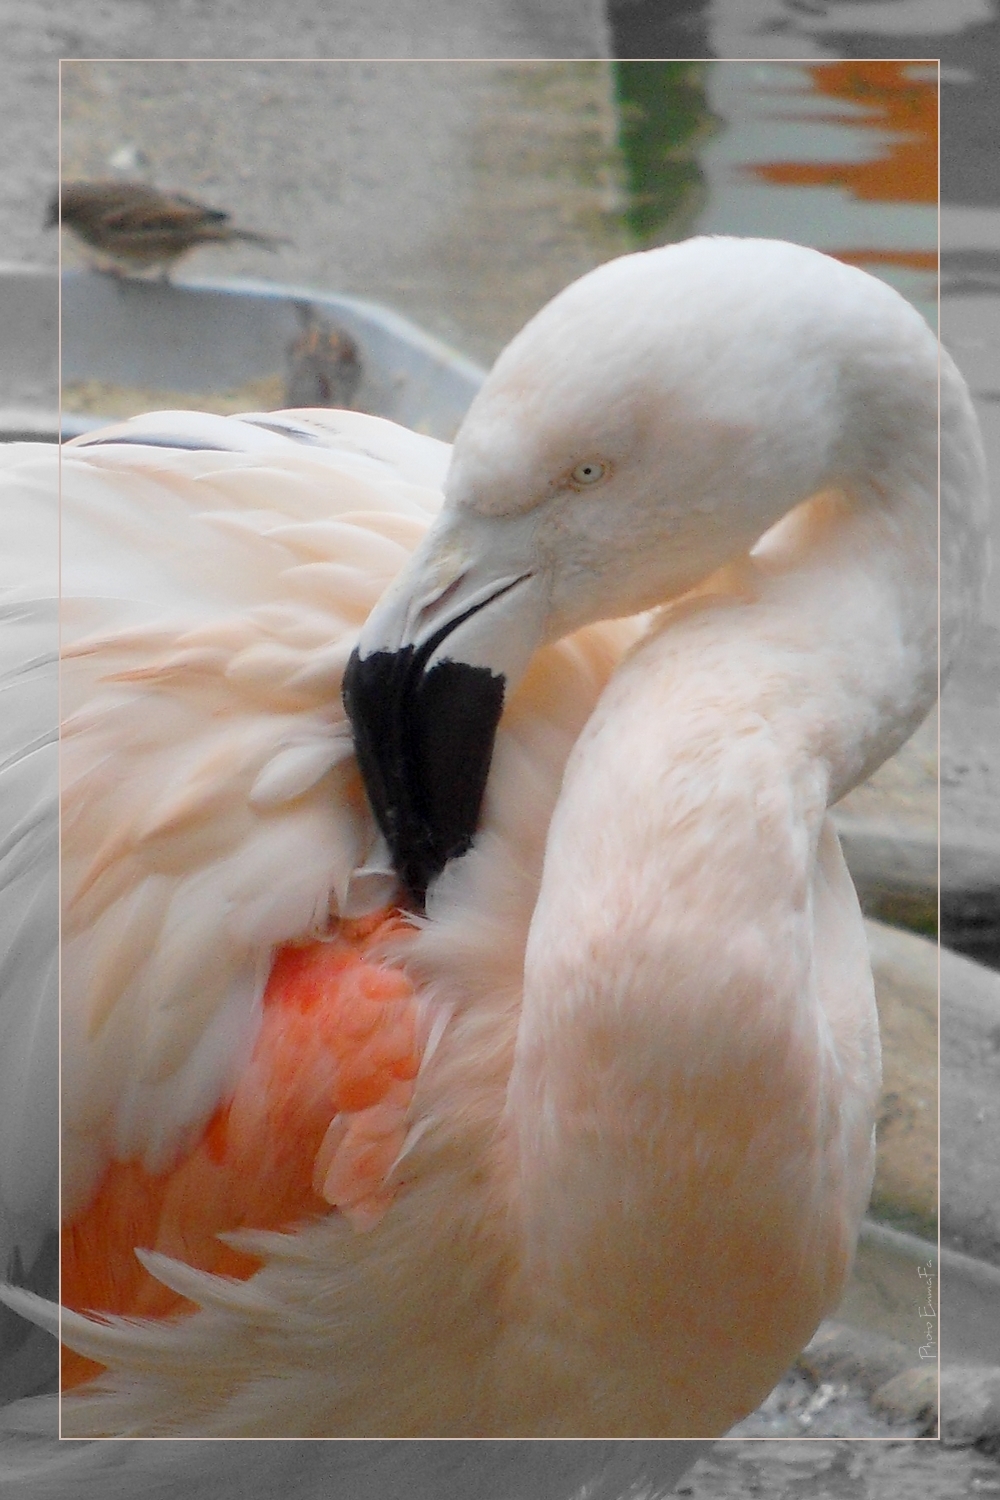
[47,180,289,278]
[284,303,362,409]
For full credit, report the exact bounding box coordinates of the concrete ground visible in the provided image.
[6,3,614,361]
[56,56,628,368]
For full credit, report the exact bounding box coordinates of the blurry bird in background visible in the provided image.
[284,302,362,409]
[46,181,290,280]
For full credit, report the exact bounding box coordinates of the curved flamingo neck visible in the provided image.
[498,325,987,1431]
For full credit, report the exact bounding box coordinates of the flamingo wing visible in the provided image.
[0,410,636,1432]
[51,413,453,1374]
[59,410,447,1222]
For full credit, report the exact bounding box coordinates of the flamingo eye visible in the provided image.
[569,460,608,488]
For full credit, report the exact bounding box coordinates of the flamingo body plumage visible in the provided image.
[0,237,989,1445]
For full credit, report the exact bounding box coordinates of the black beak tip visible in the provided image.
[343,644,506,906]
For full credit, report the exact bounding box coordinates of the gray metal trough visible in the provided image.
[1,265,486,442]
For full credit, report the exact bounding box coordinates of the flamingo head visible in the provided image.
[343,237,935,902]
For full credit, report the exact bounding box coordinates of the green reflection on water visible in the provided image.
[612,61,718,246]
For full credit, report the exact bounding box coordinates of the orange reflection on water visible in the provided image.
[748,61,937,272]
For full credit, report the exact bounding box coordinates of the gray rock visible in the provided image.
[832,613,1000,972]
[941,620,1000,968]
[875,1363,1000,1451]
[865,921,937,1237]
[859,920,1000,1273]
[939,1366,1000,1450]
[941,944,1000,1264]
[797,1320,915,1397]
[939,1244,1000,1369]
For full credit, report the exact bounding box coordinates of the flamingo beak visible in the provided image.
[343,510,546,906]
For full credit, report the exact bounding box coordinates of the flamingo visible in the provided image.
[0,238,987,1455]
